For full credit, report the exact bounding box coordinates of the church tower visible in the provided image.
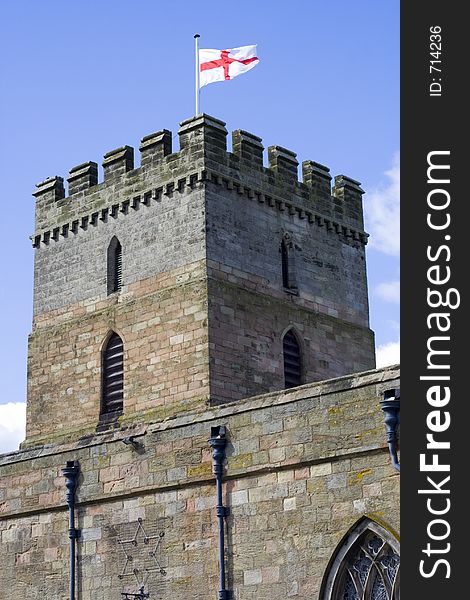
[1,115,399,600]
[26,114,375,447]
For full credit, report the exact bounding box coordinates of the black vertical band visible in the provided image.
[401,4,466,597]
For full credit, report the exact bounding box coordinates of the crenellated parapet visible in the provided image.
[31,114,368,246]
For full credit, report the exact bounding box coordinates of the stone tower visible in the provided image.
[25,114,375,448]
[1,115,399,600]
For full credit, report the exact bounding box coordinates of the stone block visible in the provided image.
[102,145,134,180]
[244,569,262,585]
[68,162,98,196]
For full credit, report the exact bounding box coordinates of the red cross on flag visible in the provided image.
[199,45,259,88]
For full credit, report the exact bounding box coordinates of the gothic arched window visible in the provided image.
[107,236,122,294]
[281,232,297,291]
[283,329,302,388]
[321,519,400,600]
[101,332,124,416]
[281,236,290,288]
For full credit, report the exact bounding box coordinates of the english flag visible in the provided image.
[199,45,259,88]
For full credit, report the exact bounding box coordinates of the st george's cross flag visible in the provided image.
[199,45,259,88]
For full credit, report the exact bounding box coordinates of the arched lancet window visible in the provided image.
[281,232,297,291]
[281,237,290,288]
[283,329,302,388]
[321,519,400,600]
[107,236,122,294]
[101,332,124,416]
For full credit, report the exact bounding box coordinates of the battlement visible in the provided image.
[32,114,367,243]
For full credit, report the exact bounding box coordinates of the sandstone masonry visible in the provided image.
[26,114,375,447]
[0,114,395,600]
[0,366,400,600]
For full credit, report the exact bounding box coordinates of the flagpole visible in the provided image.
[194,33,200,116]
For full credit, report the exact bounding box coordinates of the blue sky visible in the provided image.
[0,0,399,451]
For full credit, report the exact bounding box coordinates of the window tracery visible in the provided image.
[321,520,400,600]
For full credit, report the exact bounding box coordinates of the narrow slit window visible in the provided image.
[281,238,290,288]
[107,237,122,294]
[281,233,297,291]
[101,332,124,415]
[283,329,302,388]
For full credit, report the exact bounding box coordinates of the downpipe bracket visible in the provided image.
[68,528,81,540]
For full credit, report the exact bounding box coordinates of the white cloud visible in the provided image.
[376,341,400,368]
[365,153,400,256]
[0,402,26,454]
[375,280,400,304]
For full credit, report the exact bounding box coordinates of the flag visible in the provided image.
[199,45,259,88]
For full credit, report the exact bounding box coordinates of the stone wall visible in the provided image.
[204,165,374,402]
[33,173,206,317]
[207,276,375,402]
[26,261,210,446]
[1,366,400,600]
[204,144,371,331]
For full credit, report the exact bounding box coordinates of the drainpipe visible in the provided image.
[62,460,81,600]
[208,426,230,600]
[380,389,400,471]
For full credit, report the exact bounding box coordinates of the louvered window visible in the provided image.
[107,237,122,294]
[101,332,124,415]
[283,330,302,388]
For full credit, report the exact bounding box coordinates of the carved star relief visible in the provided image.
[117,518,166,593]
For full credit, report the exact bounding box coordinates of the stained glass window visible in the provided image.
[321,520,400,600]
